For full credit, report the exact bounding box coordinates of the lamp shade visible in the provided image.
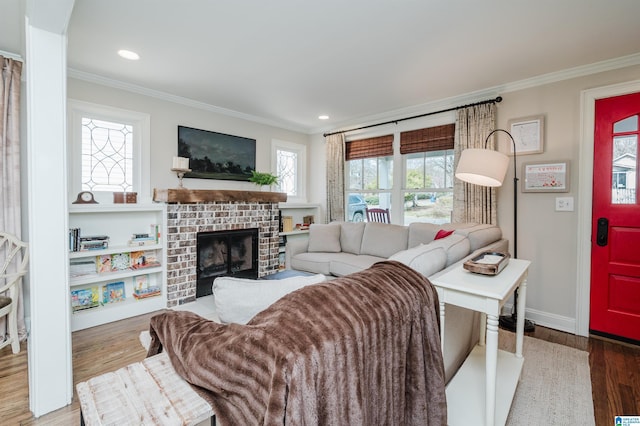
[455,148,509,187]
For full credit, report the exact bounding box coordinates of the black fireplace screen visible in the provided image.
[196,228,258,297]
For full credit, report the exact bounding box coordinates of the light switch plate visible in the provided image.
[555,197,574,211]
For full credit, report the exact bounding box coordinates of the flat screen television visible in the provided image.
[178,125,256,181]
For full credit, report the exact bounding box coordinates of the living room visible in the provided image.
[2,1,640,423]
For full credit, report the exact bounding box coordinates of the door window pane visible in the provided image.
[613,115,638,133]
[611,135,637,204]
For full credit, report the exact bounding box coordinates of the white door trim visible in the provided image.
[576,79,640,336]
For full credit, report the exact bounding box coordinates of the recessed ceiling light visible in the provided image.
[117,49,140,60]
[318,115,330,120]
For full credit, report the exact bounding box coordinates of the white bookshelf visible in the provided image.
[277,203,321,269]
[68,203,167,331]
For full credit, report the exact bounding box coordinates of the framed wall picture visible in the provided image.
[177,126,256,181]
[508,115,544,155]
[522,161,570,193]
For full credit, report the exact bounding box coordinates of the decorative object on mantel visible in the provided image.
[171,156,191,188]
[113,192,137,203]
[72,191,98,204]
[248,171,279,191]
[153,188,287,204]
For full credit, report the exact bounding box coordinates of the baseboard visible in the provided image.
[501,304,577,335]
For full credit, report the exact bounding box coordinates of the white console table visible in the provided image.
[431,258,531,426]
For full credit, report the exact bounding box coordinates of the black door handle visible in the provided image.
[596,217,609,246]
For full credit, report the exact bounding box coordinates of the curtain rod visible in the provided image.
[323,96,502,137]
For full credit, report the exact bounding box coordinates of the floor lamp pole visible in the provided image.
[493,131,535,332]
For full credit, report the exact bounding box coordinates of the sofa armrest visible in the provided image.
[285,238,310,270]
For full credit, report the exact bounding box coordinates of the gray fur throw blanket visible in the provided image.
[148,260,446,425]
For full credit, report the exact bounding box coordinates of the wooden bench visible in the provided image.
[76,352,216,425]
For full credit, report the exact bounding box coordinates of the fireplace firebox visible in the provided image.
[196,228,258,297]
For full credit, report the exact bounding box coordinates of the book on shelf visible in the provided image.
[69,228,80,252]
[127,238,157,247]
[71,286,100,312]
[110,252,131,271]
[80,240,109,251]
[96,254,112,273]
[150,224,160,243]
[70,259,98,278]
[103,281,126,304]
[133,274,161,299]
[130,250,161,269]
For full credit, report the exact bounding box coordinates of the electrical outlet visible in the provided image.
[555,197,574,211]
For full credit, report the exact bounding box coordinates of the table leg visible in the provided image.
[479,313,486,346]
[515,276,527,358]
[485,314,499,426]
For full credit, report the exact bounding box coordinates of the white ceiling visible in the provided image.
[3,1,640,133]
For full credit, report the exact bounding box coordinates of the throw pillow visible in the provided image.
[213,274,326,324]
[307,223,342,252]
[435,229,454,240]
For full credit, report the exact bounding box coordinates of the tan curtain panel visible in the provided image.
[326,133,345,223]
[452,103,497,225]
[345,134,393,161]
[0,56,26,341]
[400,123,455,154]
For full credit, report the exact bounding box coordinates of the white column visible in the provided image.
[25,0,75,415]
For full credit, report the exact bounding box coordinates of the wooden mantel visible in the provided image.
[153,188,287,204]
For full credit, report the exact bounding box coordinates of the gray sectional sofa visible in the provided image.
[285,220,508,382]
[286,221,507,279]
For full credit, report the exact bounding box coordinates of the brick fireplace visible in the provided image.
[154,189,286,307]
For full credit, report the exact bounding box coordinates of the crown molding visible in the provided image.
[0,49,23,62]
[67,68,310,134]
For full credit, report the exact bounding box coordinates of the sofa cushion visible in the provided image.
[289,252,338,275]
[213,274,326,324]
[389,245,447,277]
[307,223,341,253]
[360,222,409,258]
[454,224,502,251]
[407,223,442,248]
[339,221,366,255]
[429,234,471,266]
[329,253,386,277]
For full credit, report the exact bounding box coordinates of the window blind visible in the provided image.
[345,134,394,160]
[400,123,455,154]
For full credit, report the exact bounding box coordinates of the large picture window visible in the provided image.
[344,123,455,224]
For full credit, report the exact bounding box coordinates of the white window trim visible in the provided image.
[67,100,151,203]
[271,139,307,203]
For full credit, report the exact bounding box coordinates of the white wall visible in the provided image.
[67,78,312,196]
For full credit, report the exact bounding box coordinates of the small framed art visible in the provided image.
[508,115,544,155]
[522,161,570,193]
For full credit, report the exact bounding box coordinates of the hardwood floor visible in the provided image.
[0,313,638,425]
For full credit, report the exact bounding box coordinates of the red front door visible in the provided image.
[590,91,640,342]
